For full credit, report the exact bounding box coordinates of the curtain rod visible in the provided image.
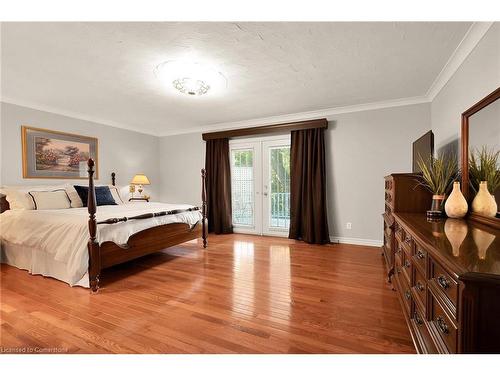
[201,118,328,141]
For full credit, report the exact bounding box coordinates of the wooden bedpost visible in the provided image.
[87,158,101,293]
[201,168,207,248]
[111,172,116,186]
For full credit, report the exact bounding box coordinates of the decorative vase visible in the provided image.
[427,195,445,218]
[471,181,497,217]
[444,219,468,257]
[472,227,495,260]
[444,182,468,218]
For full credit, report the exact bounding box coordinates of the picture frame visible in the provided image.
[22,126,98,179]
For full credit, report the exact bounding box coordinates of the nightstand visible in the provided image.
[129,197,149,202]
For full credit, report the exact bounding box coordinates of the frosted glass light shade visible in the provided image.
[131,174,151,185]
[154,60,227,97]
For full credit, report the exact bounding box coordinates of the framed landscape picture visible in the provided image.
[22,126,98,179]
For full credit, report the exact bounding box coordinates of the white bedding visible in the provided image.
[0,202,203,286]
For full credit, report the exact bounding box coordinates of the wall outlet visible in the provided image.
[346,222,352,230]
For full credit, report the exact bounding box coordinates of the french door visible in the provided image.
[229,136,291,236]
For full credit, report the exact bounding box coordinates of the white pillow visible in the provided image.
[118,185,130,203]
[0,188,34,210]
[108,185,124,204]
[64,184,84,208]
[0,184,67,210]
[28,190,71,210]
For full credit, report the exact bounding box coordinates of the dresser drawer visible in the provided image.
[397,269,412,317]
[412,265,426,314]
[395,250,402,274]
[385,203,392,216]
[402,230,414,251]
[411,302,438,354]
[429,258,458,319]
[412,242,427,276]
[401,250,412,286]
[384,235,391,253]
[429,290,458,353]
[394,237,404,259]
[384,225,392,240]
[394,221,403,241]
[395,227,412,257]
[384,177,393,191]
[385,190,393,204]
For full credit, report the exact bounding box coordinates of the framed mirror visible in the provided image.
[461,86,500,229]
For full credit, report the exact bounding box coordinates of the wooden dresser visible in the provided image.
[392,213,500,353]
[383,174,432,281]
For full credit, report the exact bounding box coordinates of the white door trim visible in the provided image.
[262,138,291,237]
[229,141,262,235]
[229,136,291,237]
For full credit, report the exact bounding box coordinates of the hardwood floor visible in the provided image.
[0,234,415,354]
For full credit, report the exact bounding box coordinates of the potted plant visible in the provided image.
[469,147,499,217]
[417,153,458,218]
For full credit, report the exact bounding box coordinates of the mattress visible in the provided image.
[0,202,203,287]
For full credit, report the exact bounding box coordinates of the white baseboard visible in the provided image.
[231,230,383,247]
[330,236,383,248]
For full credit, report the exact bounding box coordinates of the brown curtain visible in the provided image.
[205,138,233,234]
[289,127,330,244]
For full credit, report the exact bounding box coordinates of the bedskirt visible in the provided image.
[0,240,89,288]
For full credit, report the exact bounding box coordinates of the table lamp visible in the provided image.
[131,174,151,198]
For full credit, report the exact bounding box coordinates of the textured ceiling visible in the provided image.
[1,22,471,135]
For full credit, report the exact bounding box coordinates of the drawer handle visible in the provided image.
[405,236,412,243]
[416,281,424,292]
[405,290,411,300]
[436,316,449,335]
[405,260,411,268]
[416,249,425,259]
[397,245,402,254]
[414,312,424,325]
[437,275,450,289]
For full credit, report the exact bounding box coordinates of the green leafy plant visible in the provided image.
[469,146,500,194]
[417,153,458,195]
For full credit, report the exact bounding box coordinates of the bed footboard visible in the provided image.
[86,159,208,293]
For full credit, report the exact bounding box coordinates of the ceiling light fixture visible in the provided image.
[154,60,227,97]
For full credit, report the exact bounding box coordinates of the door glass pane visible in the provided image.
[231,149,254,226]
[269,146,290,229]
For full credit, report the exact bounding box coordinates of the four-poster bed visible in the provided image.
[0,159,208,293]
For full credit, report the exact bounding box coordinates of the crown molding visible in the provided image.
[426,22,494,101]
[159,95,429,137]
[1,97,159,137]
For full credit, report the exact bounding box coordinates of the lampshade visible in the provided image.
[131,174,151,185]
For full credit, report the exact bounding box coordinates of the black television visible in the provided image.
[412,130,434,173]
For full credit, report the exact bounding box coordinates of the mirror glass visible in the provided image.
[468,97,500,216]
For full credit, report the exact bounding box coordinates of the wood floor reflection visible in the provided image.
[0,234,415,353]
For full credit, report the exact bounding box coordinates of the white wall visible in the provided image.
[159,132,205,204]
[0,102,160,197]
[327,104,430,243]
[431,23,500,155]
[158,103,431,245]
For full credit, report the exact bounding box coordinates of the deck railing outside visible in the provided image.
[270,192,290,229]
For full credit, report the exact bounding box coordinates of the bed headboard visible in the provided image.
[0,194,9,213]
